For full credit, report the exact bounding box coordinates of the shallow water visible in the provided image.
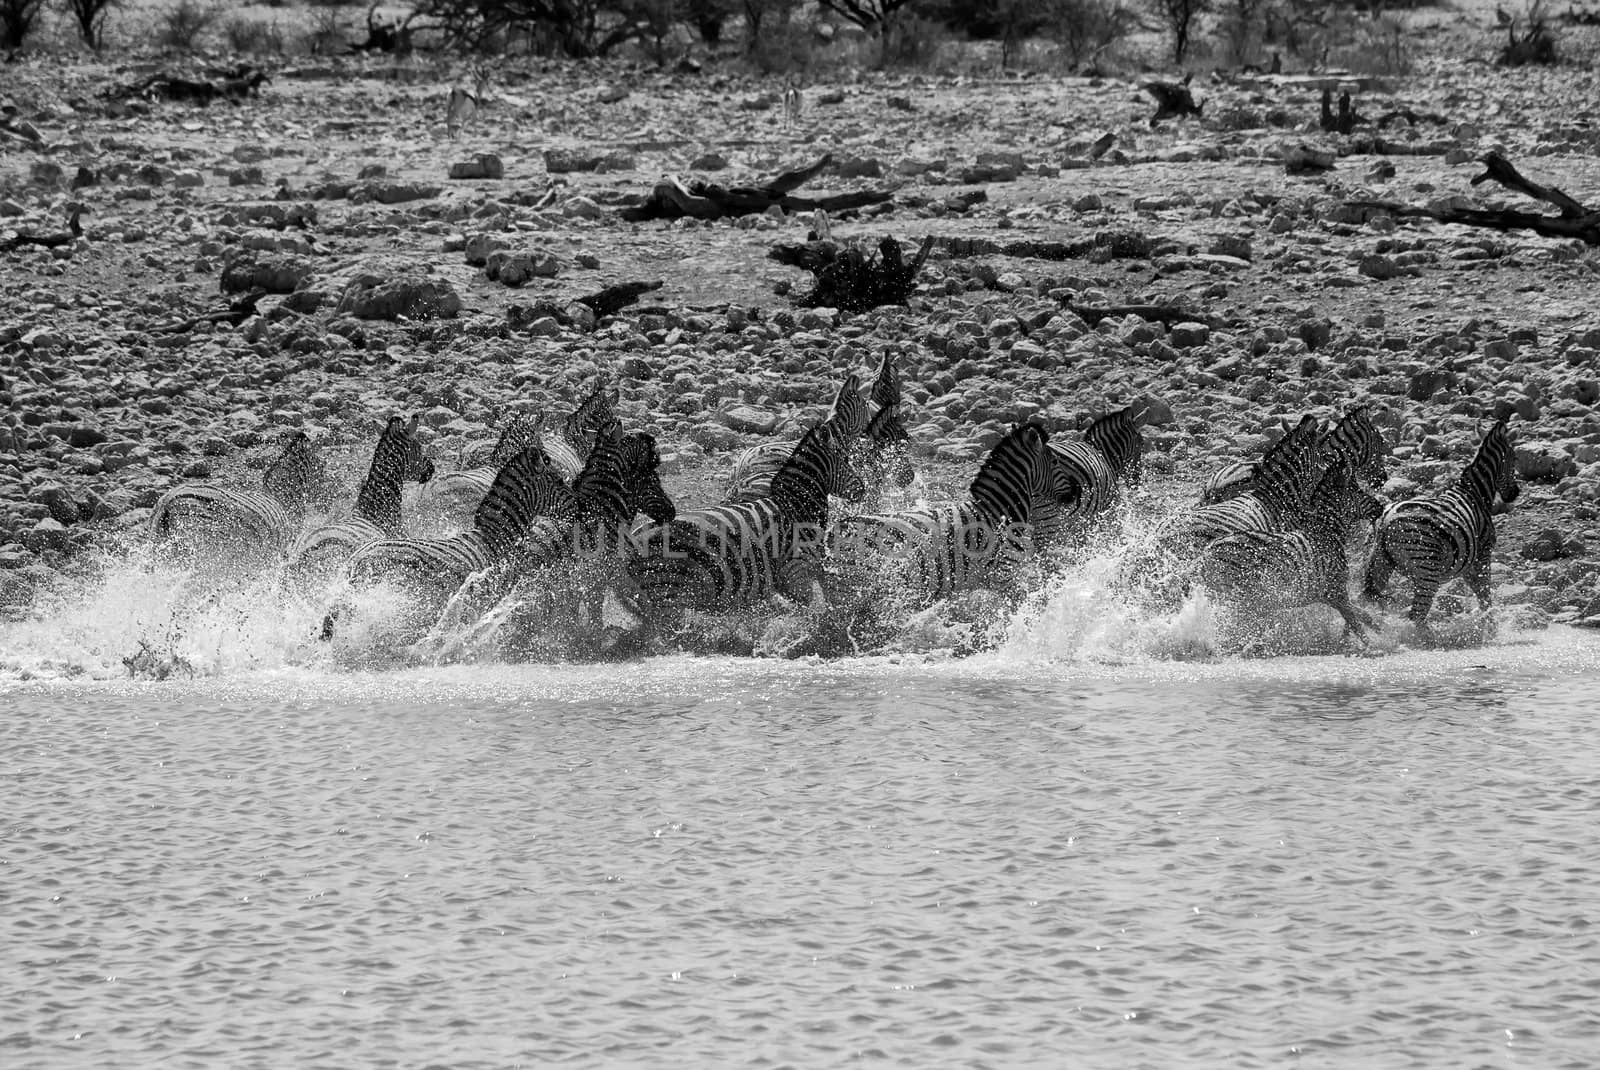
[4,545,1600,1067]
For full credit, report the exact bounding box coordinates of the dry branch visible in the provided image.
[771,236,933,312]
[1348,152,1600,245]
[619,154,893,222]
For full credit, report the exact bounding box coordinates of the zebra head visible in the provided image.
[970,422,1056,524]
[1464,417,1519,513]
[826,372,869,438]
[262,430,322,513]
[869,351,902,411]
[1307,459,1382,537]
[1324,405,1389,488]
[858,403,916,489]
[474,444,579,556]
[621,432,677,524]
[1252,413,1321,507]
[564,381,620,447]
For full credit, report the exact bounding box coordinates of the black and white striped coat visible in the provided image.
[290,415,435,587]
[831,422,1061,602]
[1198,459,1385,641]
[627,418,864,613]
[416,412,541,534]
[150,430,322,566]
[1037,406,1144,545]
[1362,417,1519,626]
[1201,405,1388,505]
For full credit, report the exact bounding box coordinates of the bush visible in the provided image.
[1498,1,1558,66]
[1149,0,1208,63]
[157,0,222,50]
[224,15,286,54]
[65,0,123,49]
[880,11,946,66]
[0,0,45,49]
[1049,0,1141,68]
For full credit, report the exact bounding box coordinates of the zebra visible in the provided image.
[1361,417,1519,629]
[624,414,865,618]
[288,415,435,590]
[1197,458,1385,647]
[413,411,541,535]
[1201,405,1388,505]
[723,363,893,505]
[150,430,323,568]
[545,381,620,481]
[323,443,578,641]
[1036,406,1145,546]
[1155,414,1321,556]
[830,421,1062,603]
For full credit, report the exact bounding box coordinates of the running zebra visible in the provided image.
[1362,417,1519,628]
[1037,406,1145,545]
[831,422,1061,603]
[323,444,578,640]
[413,411,541,535]
[545,382,620,481]
[625,414,865,616]
[1197,459,1385,646]
[1202,405,1387,505]
[724,363,892,505]
[289,416,435,589]
[150,430,323,568]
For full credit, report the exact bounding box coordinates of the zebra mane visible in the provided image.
[773,419,850,512]
[1459,417,1515,503]
[572,417,626,522]
[1083,407,1143,476]
[1305,458,1356,528]
[970,422,1050,521]
[869,352,901,411]
[1250,414,1320,506]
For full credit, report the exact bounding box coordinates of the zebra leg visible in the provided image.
[1361,543,1395,601]
[1407,579,1442,630]
[1329,594,1380,642]
[1466,552,1495,611]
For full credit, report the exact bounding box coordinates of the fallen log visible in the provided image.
[619,154,894,222]
[154,290,267,334]
[1,209,83,252]
[107,65,269,105]
[934,231,1159,261]
[1347,151,1600,246]
[575,280,663,318]
[1065,302,1201,326]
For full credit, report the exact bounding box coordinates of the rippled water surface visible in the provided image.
[5,635,1600,1069]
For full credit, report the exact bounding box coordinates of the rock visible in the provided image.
[448,153,504,180]
[1208,235,1252,261]
[689,152,728,171]
[335,273,462,320]
[1170,321,1211,348]
[356,181,441,205]
[1514,445,1578,483]
[19,327,64,351]
[1483,338,1519,361]
[835,157,884,179]
[1408,367,1458,402]
[1130,395,1175,426]
[30,161,65,187]
[1359,254,1401,280]
[228,166,265,186]
[1298,318,1333,351]
[221,255,312,294]
[464,233,510,265]
[716,405,781,435]
[544,148,635,174]
[21,518,69,553]
[598,84,629,103]
[1520,529,1582,561]
[563,196,604,220]
[485,250,560,286]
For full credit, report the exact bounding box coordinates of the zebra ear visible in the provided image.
[405,414,420,435]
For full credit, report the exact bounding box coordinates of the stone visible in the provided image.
[485,250,560,286]
[21,518,69,553]
[335,274,462,320]
[689,153,728,171]
[1358,254,1400,280]
[1520,529,1579,561]
[716,405,781,435]
[448,154,504,180]
[1170,321,1211,348]
[563,196,604,220]
[1514,445,1578,483]
[464,233,510,266]
[1408,367,1458,402]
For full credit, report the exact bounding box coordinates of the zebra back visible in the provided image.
[1318,405,1388,488]
[1459,417,1519,511]
[1250,414,1321,514]
[826,372,869,437]
[723,440,791,504]
[353,415,435,536]
[1083,406,1145,485]
[773,419,865,519]
[970,422,1056,524]
[474,446,578,557]
[572,418,629,528]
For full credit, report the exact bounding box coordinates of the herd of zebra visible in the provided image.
[145,352,1523,658]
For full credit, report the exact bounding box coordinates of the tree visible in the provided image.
[815,0,922,65]
[65,0,123,49]
[0,0,44,48]
[1150,0,1208,62]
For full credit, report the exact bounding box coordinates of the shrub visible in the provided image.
[0,0,45,49]
[1498,1,1558,66]
[1049,0,1141,68]
[1149,0,1209,63]
[224,15,286,54]
[65,0,123,49]
[157,0,222,50]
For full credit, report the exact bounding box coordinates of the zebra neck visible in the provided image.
[771,472,828,523]
[353,448,403,535]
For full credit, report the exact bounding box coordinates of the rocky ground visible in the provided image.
[4,18,1600,635]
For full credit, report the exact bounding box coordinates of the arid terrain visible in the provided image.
[4,3,1600,637]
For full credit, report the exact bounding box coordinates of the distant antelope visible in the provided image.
[783,77,803,126]
[446,63,491,139]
